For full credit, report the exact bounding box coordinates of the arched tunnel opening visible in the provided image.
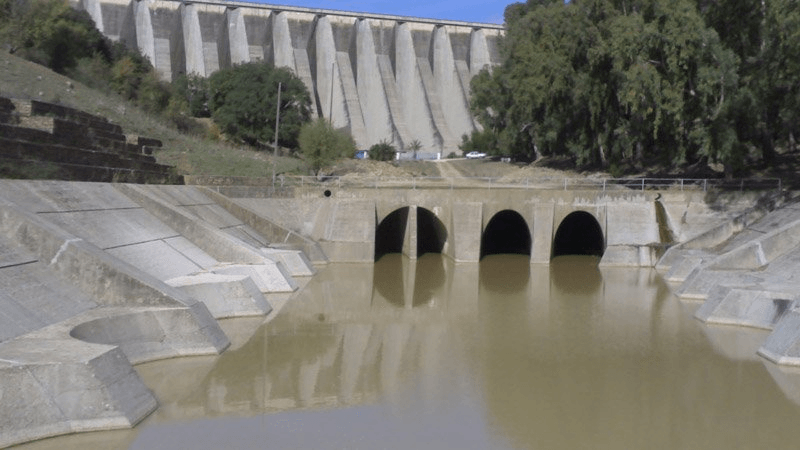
[375,207,409,261]
[480,210,532,259]
[417,207,447,257]
[551,211,605,259]
[375,207,448,261]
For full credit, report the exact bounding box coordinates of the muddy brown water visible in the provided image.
[16,255,800,449]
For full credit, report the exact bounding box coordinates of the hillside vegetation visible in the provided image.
[0,51,308,178]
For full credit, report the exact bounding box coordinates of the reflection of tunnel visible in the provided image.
[372,253,446,308]
[375,207,409,260]
[417,207,447,257]
[552,211,604,258]
[375,207,448,261]
[480,210,532,259]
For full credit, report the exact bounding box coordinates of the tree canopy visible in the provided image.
[207,62,312,149]
[0,0,112,73]
[298,118,356,174]
[469,0,800,175]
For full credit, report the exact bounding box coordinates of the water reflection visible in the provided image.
[549,255,602,295]
[373,253,446,308]
[15,255,800,450]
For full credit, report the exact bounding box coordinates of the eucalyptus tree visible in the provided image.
[698,0,800,163]
[470,0,742,173]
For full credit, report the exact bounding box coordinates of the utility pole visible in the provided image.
[271,82,282,189]
[329,62,334,122]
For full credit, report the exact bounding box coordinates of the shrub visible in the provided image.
[208,62,311,148]
[369,141,396,161]
[299,118,356,174]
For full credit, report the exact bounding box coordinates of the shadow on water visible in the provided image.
[479,254,530,294]
[549,254,602,296]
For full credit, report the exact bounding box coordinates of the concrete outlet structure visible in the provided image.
[73,0,504,154]
[227,187,762,266]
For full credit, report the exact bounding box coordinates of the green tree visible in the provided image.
[208,62,311,148]
[459,129,500,157]
[469,0,741,173]
[369,141,396,161]
[173,74,211,117]
[298,118,356,174]
[0,0,112,73]
[698,0,800,166]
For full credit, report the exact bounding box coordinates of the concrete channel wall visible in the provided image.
[72,0,503,154]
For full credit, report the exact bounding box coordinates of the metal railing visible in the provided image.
[268,174,782,193]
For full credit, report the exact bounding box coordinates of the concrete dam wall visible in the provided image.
[75,0,504,154]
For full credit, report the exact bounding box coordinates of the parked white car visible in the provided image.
[465,151,487,159]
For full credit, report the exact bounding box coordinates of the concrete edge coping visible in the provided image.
[708,217,800,270]
[1,306,229,365]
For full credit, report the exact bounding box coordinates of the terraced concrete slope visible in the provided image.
[656,196,800,366]
[0,180,316,448]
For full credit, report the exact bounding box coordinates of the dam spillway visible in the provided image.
[75,0,504,154]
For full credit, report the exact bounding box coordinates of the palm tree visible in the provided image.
[407,139,422,160]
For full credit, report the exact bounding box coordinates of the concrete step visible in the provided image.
[11,98,123,135]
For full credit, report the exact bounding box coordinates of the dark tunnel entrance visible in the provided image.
[375,207,448,261]
[480,210,532,259]
[375,207,409,260]
[417,207,447,257]
[551,211,605,258]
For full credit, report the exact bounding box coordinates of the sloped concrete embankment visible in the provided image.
[0,97,181,184]
[656,194,800,365]
[0,181,316,448]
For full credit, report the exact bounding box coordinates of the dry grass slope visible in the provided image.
[0,51,305,179]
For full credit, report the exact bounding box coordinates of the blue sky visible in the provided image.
[251,0,510,24]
